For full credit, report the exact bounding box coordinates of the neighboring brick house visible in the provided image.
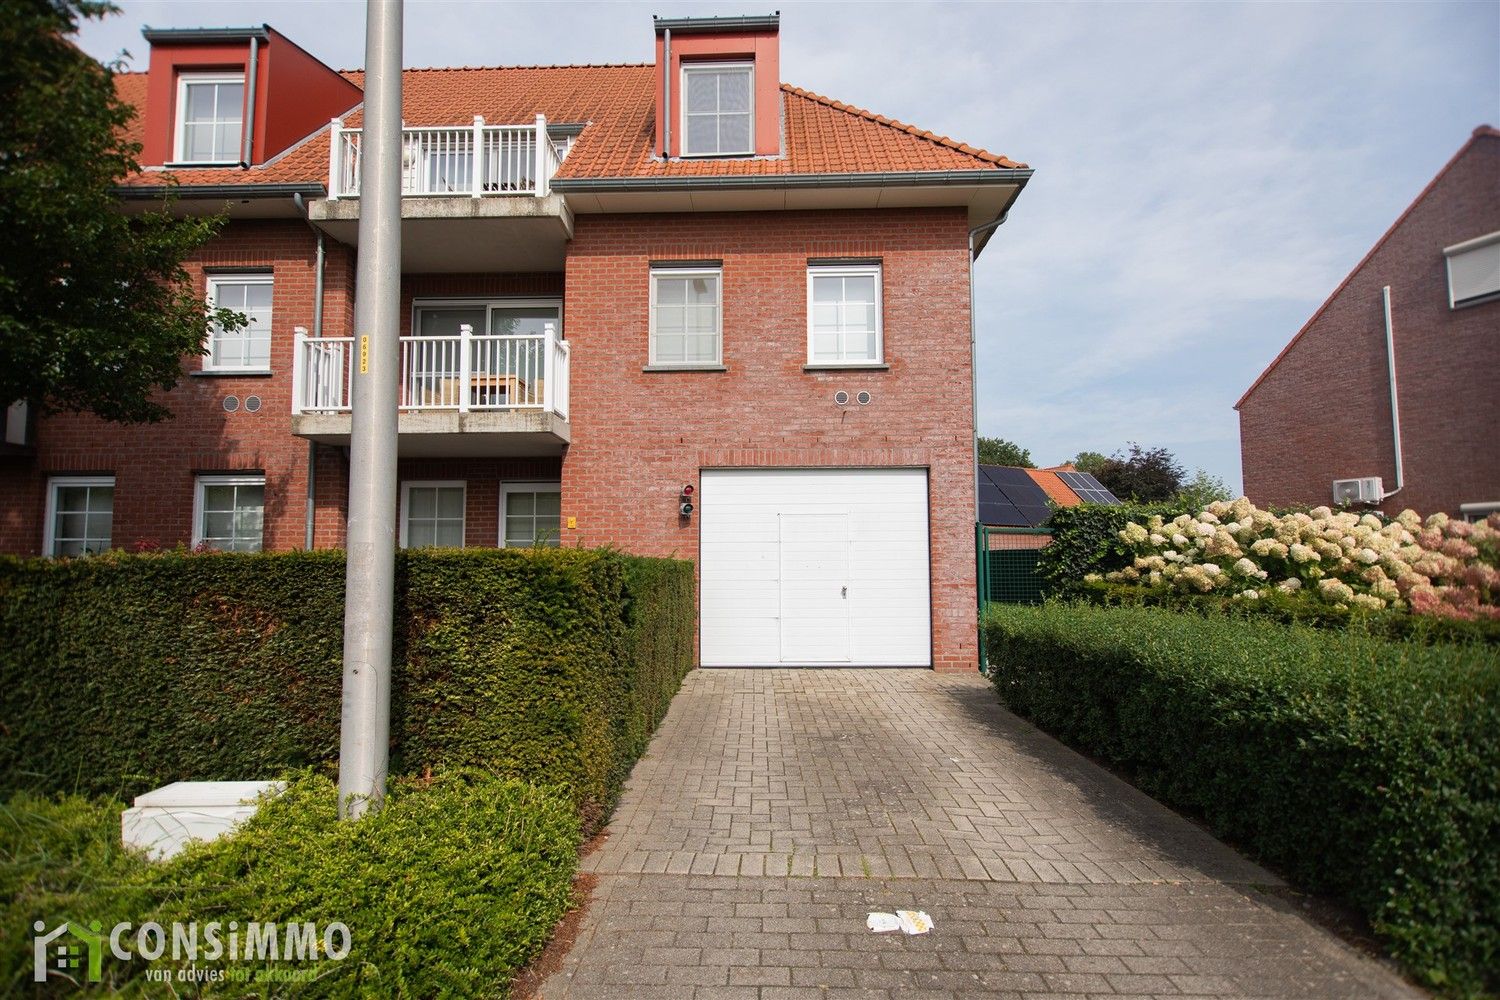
[1237,126,1500,519]
[0,15,1032,672]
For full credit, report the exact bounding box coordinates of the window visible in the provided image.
[206,275,273,371]
[501,484,562,548]
[808,264,883,364]
[402,482,465,548]
[194,475,265,552]
[650,268,722,366]
[44,477,114,557]
[681,63,753,156]
[175,74,245,164]
[1445,231,1500,308]
[410,299,561,407]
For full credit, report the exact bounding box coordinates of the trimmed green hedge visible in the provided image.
[3,772,579,997]
[984,603,1499,997]
[0,548,695,825]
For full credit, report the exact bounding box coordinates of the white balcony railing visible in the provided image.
[292,323,570,420]
[327,114,561,199]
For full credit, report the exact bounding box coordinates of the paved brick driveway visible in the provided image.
[536,669,1421,999]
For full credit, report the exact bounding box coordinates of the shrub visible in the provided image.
[1098,499,1500,621]
[0,548,695,824]
[3,772,579,997]
[983,603,1500,996]
[1037,500,1190,597]
[0,792,153,993]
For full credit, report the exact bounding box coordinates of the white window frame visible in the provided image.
[192,474,266,552]
[649,266,723,367]
[680,61,755,157]
[173,73,246,165]
[204,273,274,372]
[499,482,563,549]
[1443,231,1500,309]
[400,480,467,549]
[43,476,115,558]
[806,263,884,366]
[410,297,563,337]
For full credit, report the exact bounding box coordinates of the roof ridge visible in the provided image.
[338,61,652,75]
[1236,127,1495,409]
[781,83,1026,169]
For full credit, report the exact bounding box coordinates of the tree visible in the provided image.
[978,436,1034,468]
[1068,451,1108,476]
[0,0,232,423]
[1176,468,1233,509]
[1093,443,1186,502]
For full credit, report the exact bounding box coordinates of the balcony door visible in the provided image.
[409,299,560,409]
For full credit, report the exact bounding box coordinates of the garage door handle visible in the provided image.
[841,586,848,598]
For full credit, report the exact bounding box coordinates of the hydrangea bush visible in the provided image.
[1089,498,1500,621]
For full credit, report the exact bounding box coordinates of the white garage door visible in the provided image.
[699,469,931,667]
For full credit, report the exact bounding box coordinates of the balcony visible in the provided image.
[307,116,573,272]
[290,323,570,457]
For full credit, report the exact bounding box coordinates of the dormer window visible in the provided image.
[682,62,753,157]
[175,73,245,164]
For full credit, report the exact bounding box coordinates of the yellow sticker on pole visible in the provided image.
[359,335,369,374]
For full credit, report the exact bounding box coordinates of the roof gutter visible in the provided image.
[141,25,270,43]
[115,182,328,201]
[552,167,1032,194]
[653,14,780,34]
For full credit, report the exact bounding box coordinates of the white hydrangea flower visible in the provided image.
[1316,578,1354,603]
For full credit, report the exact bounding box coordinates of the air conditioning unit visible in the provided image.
[1332,477,1383,505]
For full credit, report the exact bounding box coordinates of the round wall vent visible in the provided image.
[833,390,850,406]
[856,391,872,405]
[222,395,240,413]
[245,395,262,413]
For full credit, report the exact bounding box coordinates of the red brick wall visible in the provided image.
[562,207,980,671]
[0,220,351,555]
[1239,133,1500,516]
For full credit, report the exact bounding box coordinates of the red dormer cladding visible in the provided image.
[653,14,781,159]
[139,26,361,168]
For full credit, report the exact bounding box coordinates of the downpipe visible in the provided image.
[968,212,1009,675]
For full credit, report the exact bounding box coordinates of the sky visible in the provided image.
[76,1,1500,492]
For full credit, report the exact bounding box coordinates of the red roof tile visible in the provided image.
[114,72,148,150]
[114,63,1026,190]
[1026,469,1082,507]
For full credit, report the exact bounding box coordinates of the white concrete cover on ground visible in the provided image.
[121,780,285,861]
[699,468,931,667]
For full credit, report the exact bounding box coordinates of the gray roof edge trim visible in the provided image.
[653,14,780,34]
[141,26,271,43]
[114,182,327,200]
[551,168,1033,193]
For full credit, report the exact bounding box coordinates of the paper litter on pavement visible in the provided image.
[866,910,934,935]
[896,910,933,935]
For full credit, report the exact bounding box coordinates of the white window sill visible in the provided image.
[642,364,728,373]
[165,161,245,169]
[803,362,888,372]
[192,368,273,377]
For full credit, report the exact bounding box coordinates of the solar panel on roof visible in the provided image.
[1058,471,1120,505]
[977,465,1054,527]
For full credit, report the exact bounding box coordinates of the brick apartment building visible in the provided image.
[1237,126,1499,519]
[0,14,1032,671]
